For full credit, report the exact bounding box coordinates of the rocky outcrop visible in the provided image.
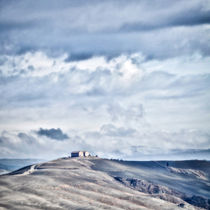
[183,195,210,210]
[114,176,210,209]
[168,167,208,181]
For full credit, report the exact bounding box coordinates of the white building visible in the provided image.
[71,151,90,157]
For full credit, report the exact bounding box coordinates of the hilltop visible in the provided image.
[0,157,209,209]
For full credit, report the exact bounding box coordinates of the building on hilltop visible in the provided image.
[71,151,90,158]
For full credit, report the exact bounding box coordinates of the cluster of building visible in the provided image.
[71,151,90,158]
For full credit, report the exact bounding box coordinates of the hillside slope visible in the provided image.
[0,159,44,175]
[0,157,209,209]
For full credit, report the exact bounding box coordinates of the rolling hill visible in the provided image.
[0,157,209,209]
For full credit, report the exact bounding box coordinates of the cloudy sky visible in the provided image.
[0,0,210,160]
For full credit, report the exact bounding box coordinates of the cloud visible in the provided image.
[65,53,94,62]
[37,128,69,140]
[18,132,36,144]
[1,127,210,160]
[0,0,209,59]
[0,52,209,134]
[0,19,42,32]
[0,0,210,159]
[120,8,210,32]
[0,130,72,159]
[100,124,136,137]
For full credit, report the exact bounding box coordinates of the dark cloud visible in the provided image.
[65,53,93,62]
[18,132,35,144]
[120,10,210,32]
[0,137,5,144]
[172,10,210,26]
[37,128,69,140]
[0,0,209,58]
[0,19,42,32]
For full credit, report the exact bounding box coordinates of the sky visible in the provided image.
[0,0,210,160]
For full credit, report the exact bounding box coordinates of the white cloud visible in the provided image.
[0,0,210,159]
[0,126,209,160]
[0,52,70,77]
[0,51,210,158]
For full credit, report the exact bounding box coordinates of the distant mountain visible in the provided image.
[171,148,210,160]
[0,157,209,209]
[128,148,210,161]
[0,159,44,174]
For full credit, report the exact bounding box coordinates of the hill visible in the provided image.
[0,159,44,175]
[0,157,209,209]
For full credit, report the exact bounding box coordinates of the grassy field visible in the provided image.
[0,157,209,209]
